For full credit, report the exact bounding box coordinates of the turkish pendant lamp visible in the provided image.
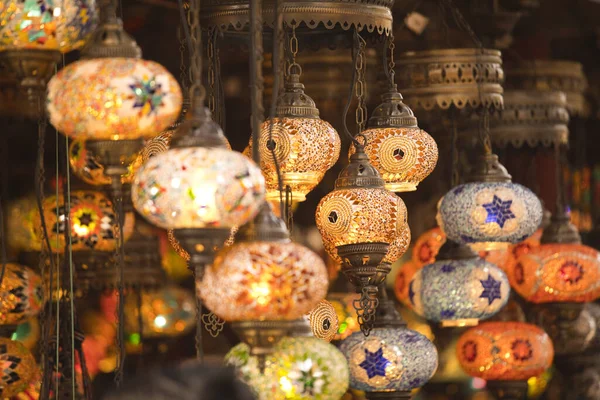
[316,31,403,336]
[132,0,265,278]
[0,0,97,103]
[350,34,438,193]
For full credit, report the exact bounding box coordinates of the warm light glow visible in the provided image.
[250,282,271,306]
[279,376,293,395]
[154,315,167,328]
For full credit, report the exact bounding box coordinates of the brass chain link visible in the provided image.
[354,32,367,134]
[207,26,216,114]
[178,25,188,93]
[188,0,204,101]
[387,33,396,85]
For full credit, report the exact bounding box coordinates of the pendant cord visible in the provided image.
[555,143,567,216]
[249,0,264,166]
[342,29,368,148]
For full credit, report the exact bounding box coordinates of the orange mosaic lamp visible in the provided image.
[412,227,445,267]
[248,67,340,203]
[349,86,438,193]
[506,212,600,303]
[457,321,553,399]
[394,260,421,308]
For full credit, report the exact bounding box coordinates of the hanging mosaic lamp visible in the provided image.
[199,204,328,364]
[349,85,438,192]
[507,211,600,303]
[0,264,43,326]
[0,0,97,100]
[412,227,445,267]
[124,285,195,340]
[0,338,38,398]
[307,300,339,343]
[47,0,181,194]
[394,260,420,308]
[247,65,341,203]
[409,241,510,327]
[225,320,349,400]
[316,146,404,334]
[438,154,543,252]
[33,190,134,253]
[340,290,438,399]
[326,293,360,341]
[457,322,554,399]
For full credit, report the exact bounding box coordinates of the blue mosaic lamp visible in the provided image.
[438,154,543,252]
[340,290,438,399]
[409,240,510,327]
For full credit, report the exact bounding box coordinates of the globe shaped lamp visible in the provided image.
[248,67,341,203]
[394,260,421,309]
[412,227,445,267]
[507,212,600,303]
[340,291,438,399]
[326,293,360,341]
[0,338,38,397]
[225,329,349,400]
[350,86,438,192]
[409,241,510,327]
[0,264,43,327]
[307,300,339,343]
[133,103,266,276]
[34,190,134,253]
[0,0,97,98]
[199,204,328,366]
[316,145,403,333]
[124,286,195,343]
[439,154,543,251]
[457,322,554,399]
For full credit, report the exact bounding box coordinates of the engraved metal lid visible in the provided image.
[236,202,291,243]
[335,146,386,189]
[368,85,418,129]
[275,68,320,119]
[81,1,142,59]
[467,154,512,183]
[170,95,229,149]
[436,240,478,261]
[541,211,582,245]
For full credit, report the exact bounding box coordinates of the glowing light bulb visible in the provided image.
[154,315,167,328]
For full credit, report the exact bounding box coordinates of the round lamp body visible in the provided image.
[326,293,360,341]
[507,243,600,303]
[252,117,341,203]
[34,190,134,253]
[7,197,38,253]
[225,337,349,400]
[47,58,182,140]
[383,198,411,265]
[0,264,43,325]
[394,260,421,308]
[457,322,554,381]
[0,338,38,398]
[340,327,438,391]
[0,0,96,52]
[412,227,445,266]
[308,300,339,342]
[439,182,543,251]
[124,286,195,338]
[132,147,265,229]
[199,241,328,321]
[316,188,401,271]
[351,127,438,192]
[409,258,510,326]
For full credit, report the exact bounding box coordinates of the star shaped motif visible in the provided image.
[440,264,455,273]
[359,347,390,379]
[482,195,515,228]
[511,339,533,361]
[479,274,502,305]
[129,76,165,116]
[559,261,584,284]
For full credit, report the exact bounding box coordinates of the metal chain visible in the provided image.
[207,26,217,114]
[386,32,396,86]
[450,109,460,187]
[249,0,265,165]
[194,274,204,362]
[478,107,492,155]
[441,0,483,49]
[214,31,225,129]
[178,25,188,94]
[354,31,367,134]
[290,25,298,66]
[188,0,204,101]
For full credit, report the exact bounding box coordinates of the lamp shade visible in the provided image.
[394,260,420,308]
[249,116,340,203]
[198,241,328,321]
[383,199,411,265]
[350,127,438,192]
[412,227,445,266]
[47,58,182,141]
[326,293,359,341]
[409,258,510,326]
[225,337,349,400]
[0,338,38,398]
[69,139,135,186]
[506,243,600,303]
[124,286,195,339]
[133,147,265,230]
[439,183,543,251]
[0,0,96,52]
[34,190,134,253]
[457,322,554,381]
[340,327,438,392]
[307,300,339,343]
[0,264,43,326]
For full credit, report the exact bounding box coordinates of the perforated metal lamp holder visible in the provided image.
[235,202,291,243]
[466,153,512,183]
[486,380,528,400]
[334,146,390,335]
[0,49,61,102]
[540,211,582,245]
[436,239,478,261]
[368,85,418,129]
[275,67,320,119]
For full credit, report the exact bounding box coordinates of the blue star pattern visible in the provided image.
[129,76,165,116]
[441,264,455,273]
[440,309,455,319]
[479,274,502,305]
[482,195,515,228]
[359,348,390,379]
